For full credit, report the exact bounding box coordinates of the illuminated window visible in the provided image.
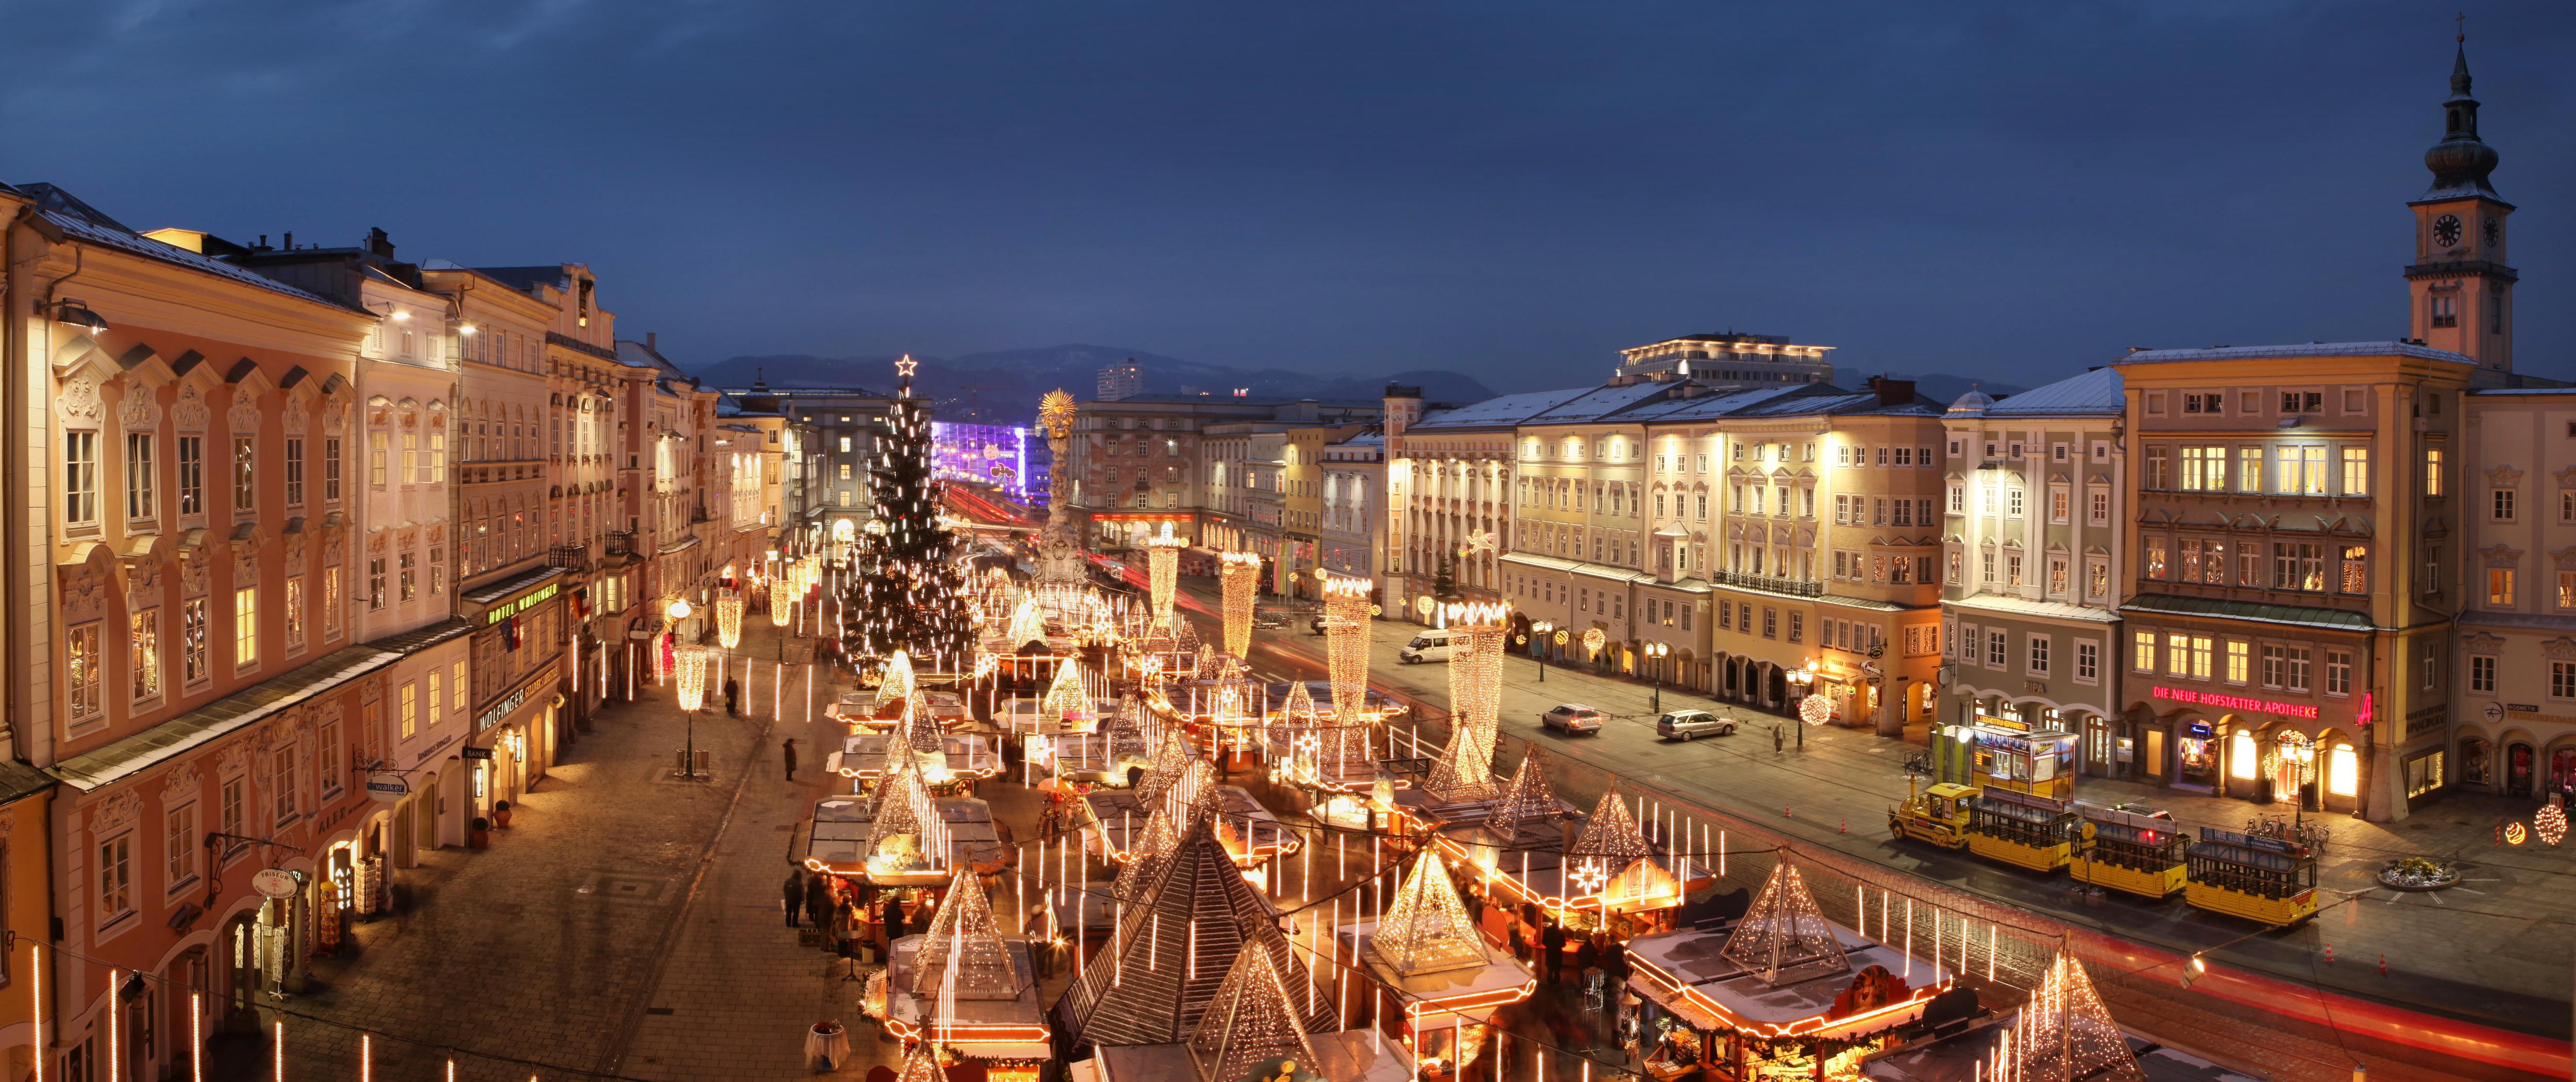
[2425,448,2444,496]
[2341,448,2368,496]
[2225,641,2249,684]
[182,598,208,683]
[2327,744,2359,798]
[2489,568,2516,607]
[130,609,160,702]
[2132,630,2156,673]
[401,682,418,740]
[233,587,258,669]
[2230,729,2258,780]
[66,622,102,722]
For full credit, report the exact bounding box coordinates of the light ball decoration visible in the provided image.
[674,647,711,712]
[714,590,744,649]
[1218,552,1261,658]
[1145,523,1184,621]
[1414,596,1436,618]
[2537,803,2568,847]
[1319,575,1374,720]
[1581,627,1605,660]
[1799,693,1834,727]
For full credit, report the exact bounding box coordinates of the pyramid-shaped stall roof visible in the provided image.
[1368,851,1492,977]
[1486,753,1564,833]
[1718,861,1849,986]
[1054,804,1333,1055]
[2012,952,2146,1082]
[910,873,1021,998]
[1568,784,1653,866]
[1188,946,1325,1082]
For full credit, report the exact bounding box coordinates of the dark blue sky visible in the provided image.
[8,1,2571,392]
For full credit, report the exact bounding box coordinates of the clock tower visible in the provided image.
[2406,32,2515,371]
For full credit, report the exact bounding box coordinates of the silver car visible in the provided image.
[1655,710,1736,741]
[1539,703,1605,735]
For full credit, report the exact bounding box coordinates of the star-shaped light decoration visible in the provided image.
[894,354,921,379]
[1568,858,1609,897]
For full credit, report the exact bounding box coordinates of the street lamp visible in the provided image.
[1643,642,1669,714]
[1787,661,1818,751]
[2281,732,2317,838]
[1529,621,1554,682]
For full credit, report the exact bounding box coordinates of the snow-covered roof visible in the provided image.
[14,183,356,314]
[2115,341,2474,367]
[1983,367,2124,418]
[1407,386,1596,431]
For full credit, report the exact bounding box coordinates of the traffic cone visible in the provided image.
[1784,803,1794,818]
[2378,953,2387,975]
[1839,817,1848,834]
[2323,943,2334,964]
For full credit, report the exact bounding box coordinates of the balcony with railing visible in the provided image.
[549,544,592,573]
[603,530,637,557]
[1710,570,1824,597]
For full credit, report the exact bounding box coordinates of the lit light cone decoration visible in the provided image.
[1426,602,1511,802]
[1006,595,1047,648]
[1217,552,1260,658]
[1568,782,1655,898]
[1108,696,1149,760]
[1188,942,1323,1082]
[1718,861,1849,986]
[1146,523,1184,622]
[1043,659,1090,719]
[1194,642,1217,680]
[714,589,744,649]
[1269,680,1316,751]
[909,872,1019,996]
[674,647,711,712]
[867,757,950,873]
[1174,615,1202,656]
[876,649,917,708]
[892,1025,948,1082]
[768,575,792,628]
[1370,851,1492,975]
[1320,574,1373,719]
[1486,752,1564,834]
[1133,730,1201,809]
[2006,952,2146,1082]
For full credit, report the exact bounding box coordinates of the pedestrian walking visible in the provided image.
[1772,725,1784,754]
[783,868,807,928]
[1540,922,1566,983]
[783,737,800,782]
[806,871,835,930]
[724,677,741,716]
[831,898,860,959]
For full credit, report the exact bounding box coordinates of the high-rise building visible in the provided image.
[1095,356,1144,401]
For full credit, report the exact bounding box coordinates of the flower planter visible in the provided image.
[2376,856,2459,892]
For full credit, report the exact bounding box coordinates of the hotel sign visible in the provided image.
[2149,686,2319,720]
[484,582,560,625]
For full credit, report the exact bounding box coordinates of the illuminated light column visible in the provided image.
[1426,602,1510,802]
[715,588,744,649]
[1146,523,1184,622]
[676,647,711,712]
[1320,574,1373,722]
[1219,551,1262,658]
[772,573,800,628]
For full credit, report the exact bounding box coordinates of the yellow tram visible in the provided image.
[2070,802,2188,899]
[1963,789,2081,873]
[2183,828,2318,925]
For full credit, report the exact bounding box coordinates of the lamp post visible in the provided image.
[2284,734,2317,838]
[1787,661,1817,751]
[1644,642,1669,714]
[1530,621,1554,682]
[669,599,702,779]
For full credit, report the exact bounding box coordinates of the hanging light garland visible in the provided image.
[675,647,711,712]
[714,589,744,649]
[1218,552,1261,658]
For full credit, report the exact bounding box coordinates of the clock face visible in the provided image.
[2483,215,2500,247]
[2434,213,2463,247]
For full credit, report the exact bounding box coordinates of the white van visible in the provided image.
[1398,629,1456,664]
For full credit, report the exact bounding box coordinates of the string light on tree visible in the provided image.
[843,355,975,666]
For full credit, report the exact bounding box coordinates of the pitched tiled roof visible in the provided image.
[13,183,355,313]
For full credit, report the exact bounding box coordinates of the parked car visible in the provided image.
[1398,629,1457,664]
[1655,710,1736,741]
[1308,615,1330,635]
[1539,703,1605,735]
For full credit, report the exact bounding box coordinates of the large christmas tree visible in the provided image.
[843,356,975,670]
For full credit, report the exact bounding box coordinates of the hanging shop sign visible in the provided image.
[460,745,495,762]
[364,774,409,802]
[250,869,298,899]
[2149,686,2318,720]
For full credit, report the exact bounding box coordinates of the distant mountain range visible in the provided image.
[690,345,1496,426]
[685,345,2019,426]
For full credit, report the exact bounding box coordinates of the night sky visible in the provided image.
[7,1,2572,392]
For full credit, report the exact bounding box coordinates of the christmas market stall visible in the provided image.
[1050,787,1337,1061]
[1625,862,1954,1081]
[802,757,1011,888]
[1860,952,2264,1082]
[1071,947,1411,1082]
[1037,695,1156,786]
[1334,851,1536,1079]
[874,873,1053,1081]
[1434,775,1693,942]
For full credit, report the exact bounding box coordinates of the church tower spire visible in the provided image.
[2406,22,2515,372]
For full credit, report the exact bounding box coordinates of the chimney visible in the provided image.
[646,332,657,352]
[282,231,293,250]
[1867,376,1915,406]
[366,227,394,259]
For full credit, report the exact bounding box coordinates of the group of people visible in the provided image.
[784,866,938,963]
[1464,887,1631,990]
